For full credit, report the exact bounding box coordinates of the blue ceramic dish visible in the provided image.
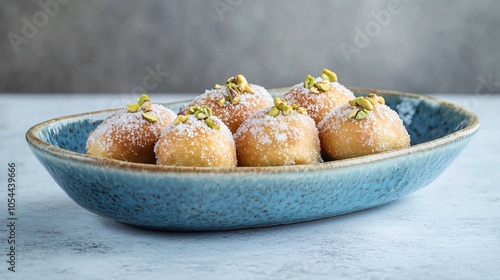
[26,89,479,231]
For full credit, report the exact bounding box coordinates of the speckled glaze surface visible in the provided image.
[26,89,479,231]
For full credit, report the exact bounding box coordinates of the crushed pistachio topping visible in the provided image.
[217,97,226,106]
[205,117,221,130]
[142,112,158,122]
[174,105,220,129]
[126,94,158,122]
[126,103,139,112]
[138,94,150,107]
[226,83,241,105]
[303,68,338,94]
[296,107,307,115]
[315,81,330,92]
[304,75,316,89]
[174,111,189,125]
[268,97,307,117]
[347,93,385,120]
[268,106,280,117]
[216,74,254,106]
[321,68,338,82]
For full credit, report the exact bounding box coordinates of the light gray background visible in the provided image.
[1,0,499,94]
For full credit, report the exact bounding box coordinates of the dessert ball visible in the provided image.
[318,93,410,160]
[234,98,322,166]
[155,105,237,167]
[86,94,176,164]
[183,74,273,133]
[284,68,355,124]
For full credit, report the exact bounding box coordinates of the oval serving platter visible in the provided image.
[26,88,479,231]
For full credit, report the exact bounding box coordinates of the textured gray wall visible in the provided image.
[1,0,499,94]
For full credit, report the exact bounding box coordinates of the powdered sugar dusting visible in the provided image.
[234,109,322,166]
[155,115,236,167]
[318,103,410,159]
[86,104,176,162]
[160,115,233,140]
[183,84,273,133]
[275,133,287,143]
[283,78,355,124]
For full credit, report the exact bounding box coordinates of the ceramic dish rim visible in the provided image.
[25,87,480,174]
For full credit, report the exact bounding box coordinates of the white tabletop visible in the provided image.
[1,93,498,280]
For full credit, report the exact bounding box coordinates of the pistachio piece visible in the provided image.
[195,111,207,120]
[366,97,378,109]
[174,114,189,125]
[355,97,374,111]
[368,93,385,105]
[137,94,150,106]
[200,105,212,117]
[142,112,158,123]
[268,106,280,117]
[218,97,226,106]
[235,74,247,85]
[214,84,223,89]
[282,104,293,116]
[231,95,240,105]
[321,68,338,82]
[273,97,286,109]
[310,86,320,94]
[127,103,139,113]
[226,83,241,105]
[316,81,331,92]
[270,98,304,116]
[304,75,316,89]
[355,109,369,120]
[187,105,201,115]
[244,84,254,94]
[347,94,384,120]
[377,96,385,105]
[347,109,358,119]
[205,117,221,130]
[174,116,182,125]
[227,90,239,104]
[237,84,245,93]
[141,100,153,112]
[296,107,307,115]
